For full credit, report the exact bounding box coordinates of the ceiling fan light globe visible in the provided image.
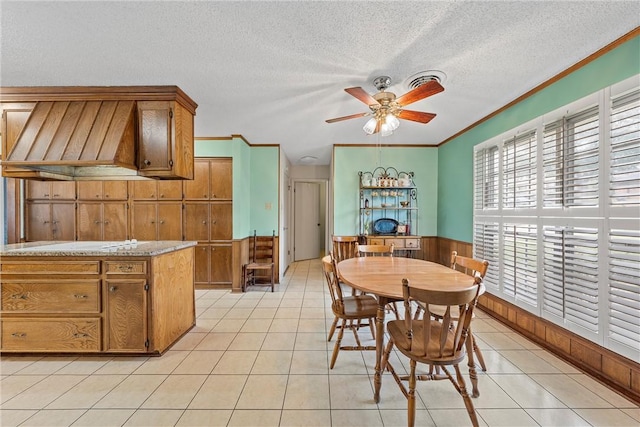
[386,114,400,130]
[380,122,393,137]
[363,117,377,134]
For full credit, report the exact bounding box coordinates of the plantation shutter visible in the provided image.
[473,221,500,290]
[502,223,537,306]
[474,145,499,210]
[503,130,537,208]
[608,228,640,351]
[610,89,640,207]
[542,226,565,318]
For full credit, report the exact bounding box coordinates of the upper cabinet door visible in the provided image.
[103,181,128,200]
[137,100,173,173]
[77,182,103,200]
[210,158,232,200]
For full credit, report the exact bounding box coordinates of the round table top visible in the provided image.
[337,256,477,300]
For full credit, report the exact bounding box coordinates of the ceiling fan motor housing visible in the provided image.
[373,76,392,91]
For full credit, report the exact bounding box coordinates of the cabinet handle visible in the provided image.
[94,220,101,224]
[11,332,26,338]
[96,194,100,198]
[117,265,133,272]
[144,159,151,166]
[202,220,207,224]
[104,220,109,225]
[203,194,207,197]
[44,193,50,197]
[109,286,117,292]
[11,294,27,299]
[52,220,58,224]
[53,194,60,198]
[150,220,155,224]
[211,220,216,225]
[212,194,216,198]
[160,194,165,198]
[74,294,89,299]
[43,220,50,224]
[159,220,165,224]
[105,194,109,198]
[73,333,89,338]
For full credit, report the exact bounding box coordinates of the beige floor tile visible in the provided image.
[0,409,37,427]
[199,307,231,319]
[211,351,258,375]
[225,307,255,319]
[141,374,207,409]
[92,357,149,375]
[573,408,640,426]
[240,318,272,332]
[236,374,288,409]
[529,349,581,374]
[234,299,261,308]
[530,373,614,408]
[488,374,567,408]
[227,409,282,426]
[228,332,267,350]
[290,350,329,375]
[329,375,377,409]
[256,299,282,308]
[175,409,233,426]
[283,374,330,409]
[280,409,331,426]
[171,332,207,350]
[173,350,224,374]
[251,350,293,374]
[475,332,526,350]
[53,357,113,375]
[275,307,302,318]
[328,349,370,375]
[621,408,640,422]
[299,307,327,318]
[46,375,127,409]
[499,350,563,374]
[191,318,220,333]
[70,409,135,426]
[269,318,299,332]
[123,409,183,426]
[194,332,237,351]
[2,375,86,410]
[330,409,383,426]
[93,374,166,409]
[379,409,436,427]
[294,332,329,351]
[478,349,523,373]
[0,357,41,375]
[133,350,189,375]
[19,409,86,426]
[476,408,538,426]
[261,332,297,350]
[188,375,247,409]
[250,308,278,319]
[0,375,47,404]
[298,318,327,333]
[212,318,245,333]
[569,373,639,408]
[524,408,591,426]
[13,357,76,375]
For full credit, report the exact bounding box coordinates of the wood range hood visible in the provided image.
[0,86,197,181]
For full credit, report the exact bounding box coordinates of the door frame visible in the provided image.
[290,178,329,262]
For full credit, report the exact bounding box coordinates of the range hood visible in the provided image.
[1,86,197,181]
[3,100,138,180]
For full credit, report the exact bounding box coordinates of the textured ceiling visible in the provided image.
[1,1,638,165]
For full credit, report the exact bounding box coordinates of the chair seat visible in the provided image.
[387,319,465,365]
[337,295,378,318]
[245,262,274,270]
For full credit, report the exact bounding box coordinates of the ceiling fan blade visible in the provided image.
[325,112,369,123]
[345,87,380,106]
[396,80,444,106]
[397,110,436,123]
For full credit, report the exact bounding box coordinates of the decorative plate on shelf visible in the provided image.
[373,218,399,235]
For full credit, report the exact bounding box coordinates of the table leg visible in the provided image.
[373,296,387,403]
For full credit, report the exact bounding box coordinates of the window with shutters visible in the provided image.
[472,75,639,362]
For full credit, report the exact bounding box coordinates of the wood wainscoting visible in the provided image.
[432,236,640,404]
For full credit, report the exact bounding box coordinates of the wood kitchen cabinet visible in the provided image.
[26,180,76,200]
[210,243,233,285]
[183,202,210,241]
[210,158,233,200]
[130,179,182,200]
[0,242,196,354]
[184,160,211,200]
[77,181,128,200]
[210,202,232,240]
[1,101,39,178]
[130,202,182,241]
[137,100,194,179]
[25,202,75,241]
[77,202,128,241]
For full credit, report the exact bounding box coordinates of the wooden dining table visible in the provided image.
[337,256,479,403]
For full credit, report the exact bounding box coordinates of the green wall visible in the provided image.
[194,137,279,238]
[437,35,640,242]
[333,146,438,236]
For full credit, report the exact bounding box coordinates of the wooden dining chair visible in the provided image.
[382,278,483,427]
[322,255,377,369]
[331,235,359,263]
[356,243,394,257]
[242,230,276,292]
[414,250,489,397]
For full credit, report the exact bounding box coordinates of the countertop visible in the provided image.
[0,240,197,257]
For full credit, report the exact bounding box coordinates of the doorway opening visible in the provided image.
[292,180,327,261]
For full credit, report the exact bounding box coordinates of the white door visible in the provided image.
[294,182,321,261]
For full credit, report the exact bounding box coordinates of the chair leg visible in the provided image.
[407,359,417,427]
[241,266,247,292]
[454,364,480,427]
[328,316,339,341]
[330,318,346,369]
[369,317,376,340]
[465,332,480,398]
[270,267,275,292]
[471,332,487,371]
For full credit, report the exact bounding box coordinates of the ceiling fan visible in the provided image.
[326,75,444,136]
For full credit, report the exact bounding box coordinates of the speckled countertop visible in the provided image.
[0,240,197,257]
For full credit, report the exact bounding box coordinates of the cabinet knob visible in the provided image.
[94,220,101,224]
[159,220,165,224]
[105,194,109,198]
[52,220,58,224]
[202,220,207,224]
[203,194,207,197]
[104,220,109,225]
[74,294,89,299]
[109,286,117,292]
[73,333,89,338]
[43,220,50,224]
[211,220,216,225]
[96,194,100,198]
[212,194,216,198]
[150,220,155,224]
[53,194,60,197]
[11,294,27,300]
[144,159,151,166]
[44,193,50,197]
[160,194,165,198]
[11,332,26,338]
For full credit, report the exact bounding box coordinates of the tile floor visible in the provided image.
[1,259,639,427]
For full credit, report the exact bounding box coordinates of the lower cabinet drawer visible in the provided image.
[404,239,420,248]
[2,281,100,313]
[1,318,101,352]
